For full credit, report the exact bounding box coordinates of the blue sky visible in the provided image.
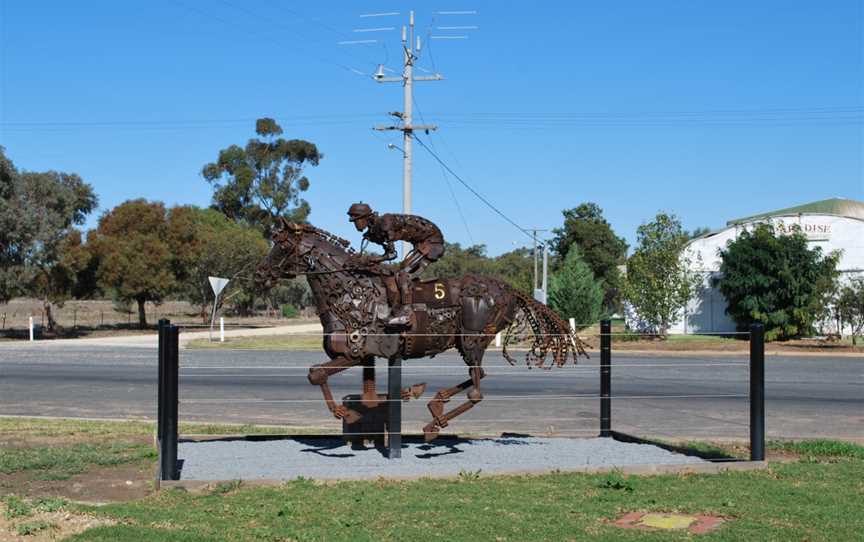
[1,0,862,255]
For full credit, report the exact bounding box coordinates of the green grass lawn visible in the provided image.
[0,418,317,482]
[0,442,156,481]
[4,417,864,541]
[0,417,315,439]
[72,449,864,541]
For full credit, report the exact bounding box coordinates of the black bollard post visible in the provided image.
[157,319,169,447]
[160,325,180,480]
[599,319,612,437]
[749,323,765,461]
[387,356,402,459]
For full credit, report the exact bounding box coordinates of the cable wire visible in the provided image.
[412,96,475,244]
[412,133,538,244]
[169,0,368,78]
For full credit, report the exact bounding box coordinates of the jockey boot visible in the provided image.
[385,305,412,329]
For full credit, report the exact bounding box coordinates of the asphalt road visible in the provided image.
[1,344,861,441]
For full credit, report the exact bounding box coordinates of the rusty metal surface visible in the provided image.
[255,215,589,440]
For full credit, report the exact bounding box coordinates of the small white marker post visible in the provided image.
[219,317,225,342]
[29,316,34,341]
[208,276,230,342]
[495,332,502,348]
[568,317,578,350]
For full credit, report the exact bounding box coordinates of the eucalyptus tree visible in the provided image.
[0,147,97,329]
[202,118,322,235]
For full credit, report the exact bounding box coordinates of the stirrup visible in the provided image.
[385,315,411,328]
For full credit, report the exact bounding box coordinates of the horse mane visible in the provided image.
[297,223,356,256]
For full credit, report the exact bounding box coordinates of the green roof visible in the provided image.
[727,197,864,226]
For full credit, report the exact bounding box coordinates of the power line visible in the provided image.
[432,105,864,118]
[218,0,383,69]
[0,114,384,132]
[412,133,538,244]
[5,106,859,130]
[412,96,475,244]
[169,0,369,78]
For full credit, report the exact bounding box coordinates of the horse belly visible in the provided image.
[403,307,458,358]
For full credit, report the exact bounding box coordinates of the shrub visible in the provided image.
[548,248,604,329]
[281,304,299,318]
[623,212,699,336]
[715,223,840,340]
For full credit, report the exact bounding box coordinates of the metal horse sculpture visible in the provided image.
[255,219,589,440]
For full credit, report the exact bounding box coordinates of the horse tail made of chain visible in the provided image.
[502,289,590,368]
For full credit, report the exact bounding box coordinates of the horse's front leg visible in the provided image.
[308,356,363,423]
[361,357,379,408]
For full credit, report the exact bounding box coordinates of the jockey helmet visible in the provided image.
[347,202,373,222]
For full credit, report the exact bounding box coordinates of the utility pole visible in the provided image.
[373,10,443,255]
[530,229,549,291]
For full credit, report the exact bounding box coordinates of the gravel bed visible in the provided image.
[177,436,706,480]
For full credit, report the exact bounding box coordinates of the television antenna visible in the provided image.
[341,10,476,253]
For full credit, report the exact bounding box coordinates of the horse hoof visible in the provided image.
[423,423,439,442]
[342,409,363,424]
[401,383,427,401]
[411,383,427,399]
[336,405,363,424]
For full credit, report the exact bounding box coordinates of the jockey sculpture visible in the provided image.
[346,202,445,327]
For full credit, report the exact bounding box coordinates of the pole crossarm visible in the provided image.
[374,75,443,83]
[373,124,437,132]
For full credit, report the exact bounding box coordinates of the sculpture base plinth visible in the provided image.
[341,394,391,450]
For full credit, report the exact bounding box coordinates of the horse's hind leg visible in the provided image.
[423,341,490,441]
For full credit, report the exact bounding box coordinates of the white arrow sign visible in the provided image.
[209,276,230,297]
[208,276,230,341]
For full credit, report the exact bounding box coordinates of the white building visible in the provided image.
[670,197,864,334]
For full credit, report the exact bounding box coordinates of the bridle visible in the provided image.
[272,225,351,277]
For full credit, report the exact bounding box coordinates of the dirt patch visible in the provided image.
[0,504,115,541]
[613,512,727,534]
[0,460,154,504]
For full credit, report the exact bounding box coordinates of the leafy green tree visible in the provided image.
[423,243,495,279]
[552,203,628,309]
[259,279,313,318]
[488,247,533,295]
[88,200,176,328]
[715,223,840,341]
[0,148,24,302]
[836,278,864,345]
[0,148,98,328]
[687,226,712,239]
[423,243,534,295]
[202,118,321,234]
[548,248,604,329]
[27,230,95,329]
[168,206,269,319]
[623,212,700,336]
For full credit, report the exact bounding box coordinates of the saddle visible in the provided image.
[377,274,459,311]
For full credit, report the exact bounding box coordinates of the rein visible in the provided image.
[277,230,355,277]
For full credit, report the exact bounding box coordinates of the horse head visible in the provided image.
[254,217,308,288]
